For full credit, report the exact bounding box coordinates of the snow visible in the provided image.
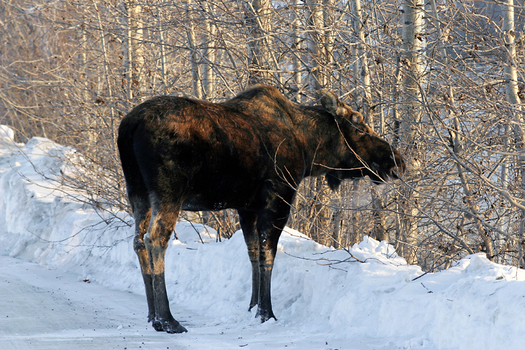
[0,124,524,349]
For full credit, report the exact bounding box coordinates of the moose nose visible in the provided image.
[390,164,404,180]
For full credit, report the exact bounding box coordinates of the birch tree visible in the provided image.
[244,0,274,85]
[503,0,525,266]
[202,2,217,99]
[122,0,144,101]
[398,0,425,264]
[349,0,372,123]
[305,0,326,93]
[185,0,203,99]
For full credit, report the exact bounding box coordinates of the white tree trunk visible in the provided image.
[293,0,303,102]
[503,0,525,266]
[323,0,334,86]
[157,7,168,95]
[202,2,216,100]
[350,0,372,125]
[186,0,202,99]
[398,0,425,264]
[245,0,274,86]
[122,0,144,100]
[93,0,116,150]
[306,0,324,94]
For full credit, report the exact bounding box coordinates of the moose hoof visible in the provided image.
[152,318,187,333]
[152,320,164,332]
[260,315,277,323]
[255,309,276,323]
[165,322,188,334]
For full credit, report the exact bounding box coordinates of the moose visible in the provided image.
[117,85,404,333]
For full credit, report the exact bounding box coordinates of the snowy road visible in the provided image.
[0,255,190,350]
[0,255,371,350]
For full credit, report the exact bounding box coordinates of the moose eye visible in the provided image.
[351,113,364,124]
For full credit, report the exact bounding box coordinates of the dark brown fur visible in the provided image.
[117,85,404,333]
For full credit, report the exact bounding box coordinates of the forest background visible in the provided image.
[1,0,524,271]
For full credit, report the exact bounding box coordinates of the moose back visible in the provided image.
[117,85,404,333]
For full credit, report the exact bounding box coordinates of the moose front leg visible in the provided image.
[257,263,275,321]
[254,189,294,322]
[255,225,282,322]
[239,210,260,312]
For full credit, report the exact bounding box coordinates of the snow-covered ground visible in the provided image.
[1,124,524,350]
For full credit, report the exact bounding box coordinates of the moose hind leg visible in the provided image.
[239,210,260,311]
[145,200,187,333]
[129,194,156,324]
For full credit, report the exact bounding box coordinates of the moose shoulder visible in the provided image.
[117,85,404,333]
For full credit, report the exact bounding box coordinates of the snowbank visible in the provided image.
[1,125,524,350]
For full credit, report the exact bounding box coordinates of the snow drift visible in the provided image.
[1,125,524,349]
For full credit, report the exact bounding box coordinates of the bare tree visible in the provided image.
[244,0,274,86]
[502,0,525,266]
[3,0,525,270]
[122,0,144,101]
[202,2,217,99]
[396,0,425,264]
[185,0,203,99]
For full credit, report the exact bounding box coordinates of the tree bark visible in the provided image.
[349,0,372,125]
[244,0,273,86]
[305,0,325,94]
[502,0,525,266]
[202,2,216,100]
[122,0,144,101]
[292,0,303,102]
[398,0,425,264]
[157,7,168,95]
[186,0,203,99]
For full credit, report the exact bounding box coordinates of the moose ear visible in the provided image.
[321,90,345,117]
